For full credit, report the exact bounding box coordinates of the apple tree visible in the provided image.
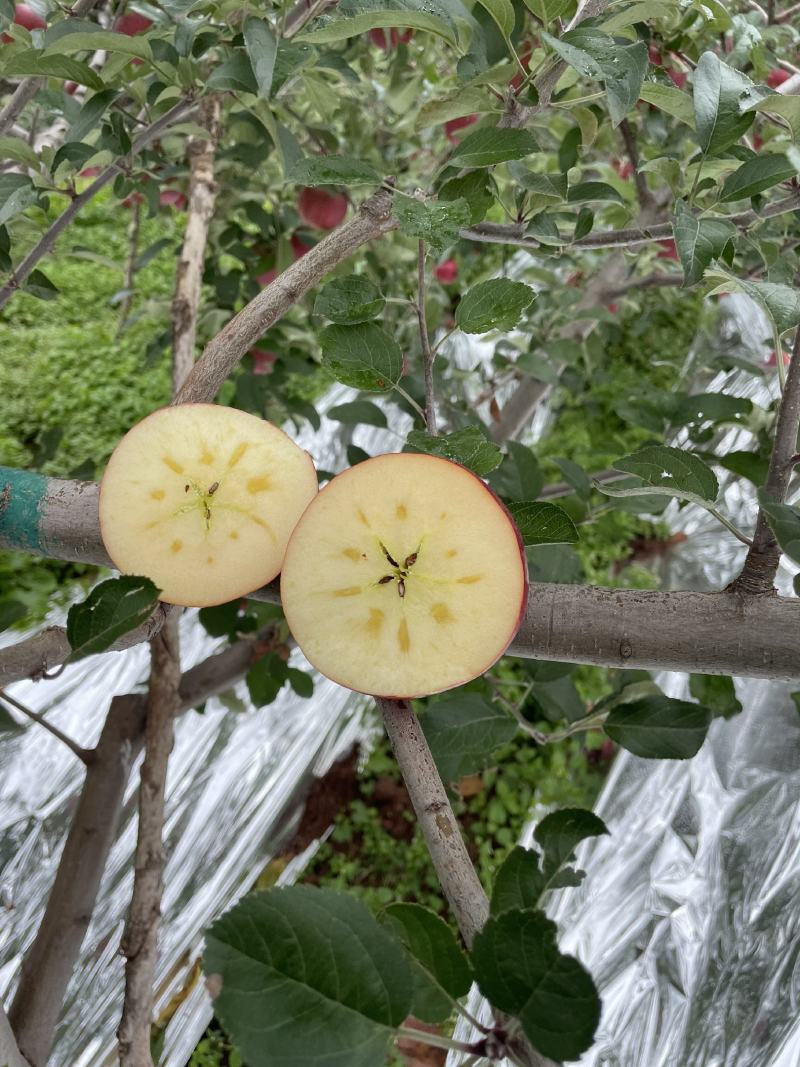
[1,0,800,1064]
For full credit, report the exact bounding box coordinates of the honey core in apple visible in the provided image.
[281,453,528,698]
[99,404,318,606]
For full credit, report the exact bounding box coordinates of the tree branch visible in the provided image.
[0,688,92,763]
[0,1003,30,1067]
[7,625,277,1065]
[618,117,653,210]
[116,197,142,339]
[171,95,222,395]
[0,97,194,311]
[174,185,398,404]
[461,193,800,254]
[117,616,181,1067]
[416,240,437,435]
[378,698,489,946]
[732,327,800,594]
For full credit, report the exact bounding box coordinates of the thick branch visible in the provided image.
[0,98,194,310]
[7,625,275,1065]
[118,618,181,1067]
[174,186,397,404]
[732,328,800,594]
[416,240,437,434]
[171,96,222,394]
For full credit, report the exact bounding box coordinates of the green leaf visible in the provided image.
[723,278,800,335]
[513,170,568,202]
[406,426,503,476]
[314,275,385,324]
[448,127,537,168]
[490,441,543,501]
[0,598,27,632]
[491,847,544,915]
[44,29,152,59]
[475,0,514,37]
[0,177,38,228]
[327,400,388,428]
[552,456,591,500]
[24,268,59,300]
[534,808,609,877]
[246,653,288,707]
[298,0,462,49]
[639,81,695,127]
[207,52,259,93]
[455,278,535,333]
[66,576,160,662]
[320,322,403,392]
[602,0,677,30]
[543,29,648,127]
[758,493,800,566]
[3,49,105,89]
[693,51,755,155]
[604,696,712,759]
[612,445,719,503]
[439,170,494,224]
[419,693,517,783]
[205,886,414,1067]
[287,667,314,698]
[746,92,800,142]
[567,181,623,203]
[393,196,471,254]
[382,903,473,1003]
[720,154,799,202]
[672,201,735,286]
[199,600,243,638]
[286,155,381,186]
[68,89,117,144]
[717,449,769,486]
[472,908,601,1061]
[507,501,578,546]
[416,86,493,129]
[0,135,39,171]
[689,674,742,719]
[244,17,278,100]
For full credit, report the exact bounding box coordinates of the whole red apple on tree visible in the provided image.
[160,189,187,211]
[297,187,347,230]
[2,4,45,41]
[435,259,458,284]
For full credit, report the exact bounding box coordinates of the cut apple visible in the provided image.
[281,453,528,698]
[99,404,318,607]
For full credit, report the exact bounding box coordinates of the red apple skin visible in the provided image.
[767,67,791,88]
[64,80,78,95]
[79,166,101,178]
[257,268,277,287]
[657,238,679,261]
[251,349,277,375]
[510,48,532,92]
[368,27,413,50]
[648,43,662,66]
[606,302,619,314]
[281,453,529,702]
[122,191,145,208]
[444,114,477,143]
[667,67,687,89]
[291,233,313,258]
[2,3,45,39]
[297,187,347,230]
[434,259,458,284]
[116,11,152,35]
[159,188,187,210]
[765,350,791,367]
[613,159,634,180]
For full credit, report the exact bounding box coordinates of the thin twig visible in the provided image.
[416,240,437,435]
[732,327,800,594]
[618,118,653,210]
[118,615,181,1067]
[776,0,800,20]
[0,689,92,764]
[0,97,195,311]
[116,198,142,339]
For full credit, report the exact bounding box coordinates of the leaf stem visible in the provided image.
[396,1027,478,1054]
[705,504,754,547]
[393,383,428,424]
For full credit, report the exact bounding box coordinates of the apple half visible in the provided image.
[281,453,528,698]
[99,404,318,607]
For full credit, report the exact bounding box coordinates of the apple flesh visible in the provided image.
[280,453,528,698]
[99,404,318,607]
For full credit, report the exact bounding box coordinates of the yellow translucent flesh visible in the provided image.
[99,405,318,606]
[281,453,526,698]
